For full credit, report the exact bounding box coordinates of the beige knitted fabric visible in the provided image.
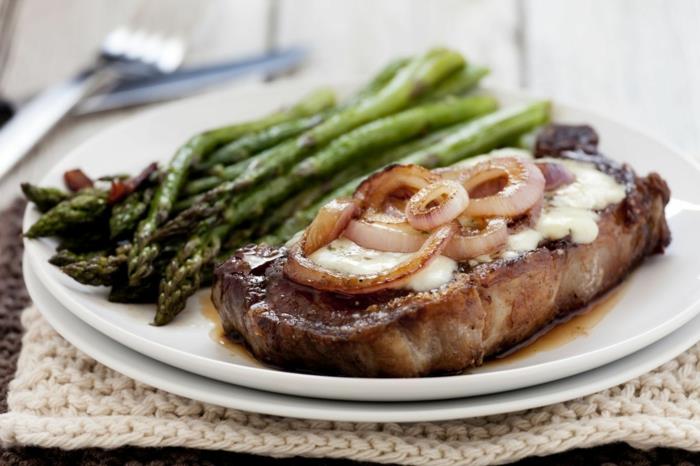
[2,307,700,465]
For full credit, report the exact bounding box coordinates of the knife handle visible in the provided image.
[0,70,108,179]
[0,99,14,128]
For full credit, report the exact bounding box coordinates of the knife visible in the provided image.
[75,47,307,114]
[0,47,307,124]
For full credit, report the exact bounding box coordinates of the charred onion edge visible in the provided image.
[405,179,469,231]
[284,223,456,294]
[63,169,94,192]
[536,161,576,191]
[301,198,358,256]
[344,219,427,253]
[354,164,439,210]
[444,217,508,260]
[442,156,546,217]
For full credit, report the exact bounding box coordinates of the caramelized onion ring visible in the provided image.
[363,199,409,224]
[523,195,544,228]
[405,180,469,231]
[536,161,576,191]
[284,223,456,294]
[457,157,545,217]
[301,198,358,255]
[354,164,439,210]
[444,218,508,260]
[344,219,427,253]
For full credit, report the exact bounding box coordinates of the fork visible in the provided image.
[0,27,184,179]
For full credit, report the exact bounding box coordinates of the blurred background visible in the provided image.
[0,0,698,201]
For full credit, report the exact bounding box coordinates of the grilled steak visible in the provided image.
[212,126,671,377]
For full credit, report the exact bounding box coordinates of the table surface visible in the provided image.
[1,0,699,464]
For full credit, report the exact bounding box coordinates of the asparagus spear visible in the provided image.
[344,57,410,105]
[127,87,336,284]
[21,183,69,212]
[163,95,496,239]
[181,48,465,197]
[55,228,112,252]
[196,113,328,171]
[107,242,181,303]
[61,255,124,286]
[420,65,490,102]
[109,188,153,239]
[25,189,108,238]
[108,275,159,303]
[293,95,497,178]
[154,224,227,325]
[400,100,550,167]
[222,224,257,251]
[49,249,109,267]
[60,243,130,286]
[267,101,551,244]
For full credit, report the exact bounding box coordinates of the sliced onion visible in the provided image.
[284,223,456,294]
[301,198,358,255]
[444,218,508,260]
[536,161,576,191]
[405,179,469,231]
[456,157,545,217]
[354,164,439,210]
[363,199,408,224]
[344,219,427,253]
[364,210,406,224]
[524,195,544,227]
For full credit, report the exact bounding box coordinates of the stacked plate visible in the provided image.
[22,81,700,422]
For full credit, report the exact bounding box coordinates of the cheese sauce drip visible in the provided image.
[306,151,626,292]
[309,238,457,292]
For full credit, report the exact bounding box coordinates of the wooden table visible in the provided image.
[1,0,698,207]
[1,0,698,464]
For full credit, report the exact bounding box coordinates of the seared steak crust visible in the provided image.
[212,131,671,377]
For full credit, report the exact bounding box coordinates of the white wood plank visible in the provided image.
[276,0,522,88]
[524,0,700,155]
[0,0,270,101]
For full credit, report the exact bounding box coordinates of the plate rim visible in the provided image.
[21,79,700,402]
[24,257,700,422]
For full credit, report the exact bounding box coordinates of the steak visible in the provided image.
[212,127,671,377]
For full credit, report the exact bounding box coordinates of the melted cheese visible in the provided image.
[544,158,627,211]
[309,238,457,292]
[535,206,599,244]
[507,228,543,252]
[506,158,627,251]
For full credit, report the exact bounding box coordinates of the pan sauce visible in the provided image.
[486,282,627,367]
[202,282,627,373]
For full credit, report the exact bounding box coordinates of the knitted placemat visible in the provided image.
[2,198,700,465]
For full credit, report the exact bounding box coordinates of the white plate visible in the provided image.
[23,80,700,402]
[24,258,700,422]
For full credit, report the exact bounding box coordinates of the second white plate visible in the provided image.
[23,80,700,401]
[25,259,700,422]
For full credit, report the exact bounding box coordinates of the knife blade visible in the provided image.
[74,47,307,115]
